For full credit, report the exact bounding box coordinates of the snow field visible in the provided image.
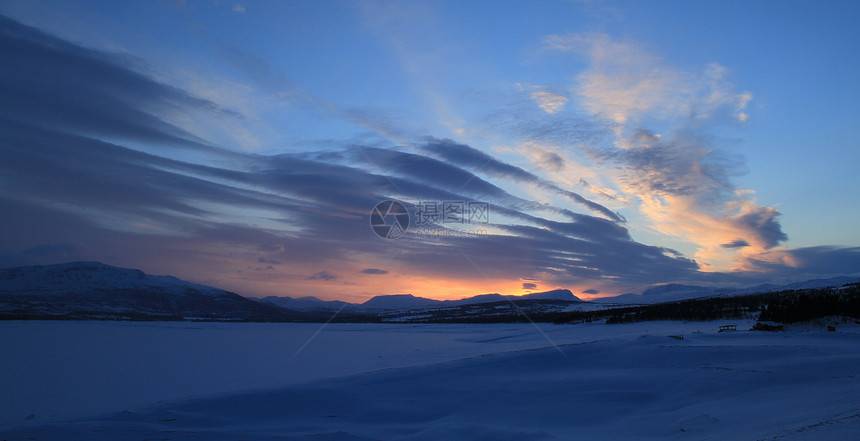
[1,320,858,440]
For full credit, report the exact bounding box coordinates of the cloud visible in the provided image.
[217,45,424,145]
[582,289,599,294]
[308,271,337,281]
[721,239,750,249]
[738,246,860,282]
[544,33,752,126]
[232,4,246,13]
[217,45,306,104]
[530,147,566,173]
[730,205,787,249]
[360,268,389,275]
[257,256,281,265]
[544,32,784,271]
[602,128,787,269]
[530,90,568,114]
[418,138,623,222]
[0,15,849,300]
[522,282,538,290]
[0,16,239,158]
[544,33,677,124]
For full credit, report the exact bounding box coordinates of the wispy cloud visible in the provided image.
[308,271,337,281]
[360,268,389,275]
[544,33,679,125]
[545,33,751,127]
[0,15,238,158]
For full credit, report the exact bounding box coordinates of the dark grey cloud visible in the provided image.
[721,239,750,249]
[586,127,787,250]
[483,222,699,285]
[522,282,538,290]
[583,289,599,294]
[731,207,787,249]
[349,145,523,205]
[257,256,281,265]
[0,15,239,157]
[420,137,536,182]
[535,150,566,173]
[741,246,860,282]
[308,271,337,281]
[360,268,389,275]
[419,138,623,222]
[593,129,741,202]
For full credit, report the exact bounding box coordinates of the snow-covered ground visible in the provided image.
[1,320,858,440]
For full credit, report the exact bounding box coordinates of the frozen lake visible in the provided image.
[1,320,858,440]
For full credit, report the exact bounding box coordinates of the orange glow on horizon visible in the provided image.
[221,267,620,303]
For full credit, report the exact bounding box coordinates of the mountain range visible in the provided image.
[1,261,858,322]
[260,289,582,313]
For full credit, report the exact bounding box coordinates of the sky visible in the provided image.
[1,0,859,301]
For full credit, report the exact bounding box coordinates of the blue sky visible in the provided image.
[1,0,858,300]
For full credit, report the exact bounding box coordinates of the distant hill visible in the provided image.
[360,294,442,311]
[593,277,860,305]
[259,295,352,312]
[0,262,304,321]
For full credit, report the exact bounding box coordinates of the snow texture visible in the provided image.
[2,320,858,440]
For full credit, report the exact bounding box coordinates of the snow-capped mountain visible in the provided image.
[0,262,302,321]
[593,284,724,305]
[2,261,227,295]
[594,276,860,305]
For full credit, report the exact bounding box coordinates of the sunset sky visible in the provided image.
[1,0,858,301]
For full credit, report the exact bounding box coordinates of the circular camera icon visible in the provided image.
[370,200,410,239]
